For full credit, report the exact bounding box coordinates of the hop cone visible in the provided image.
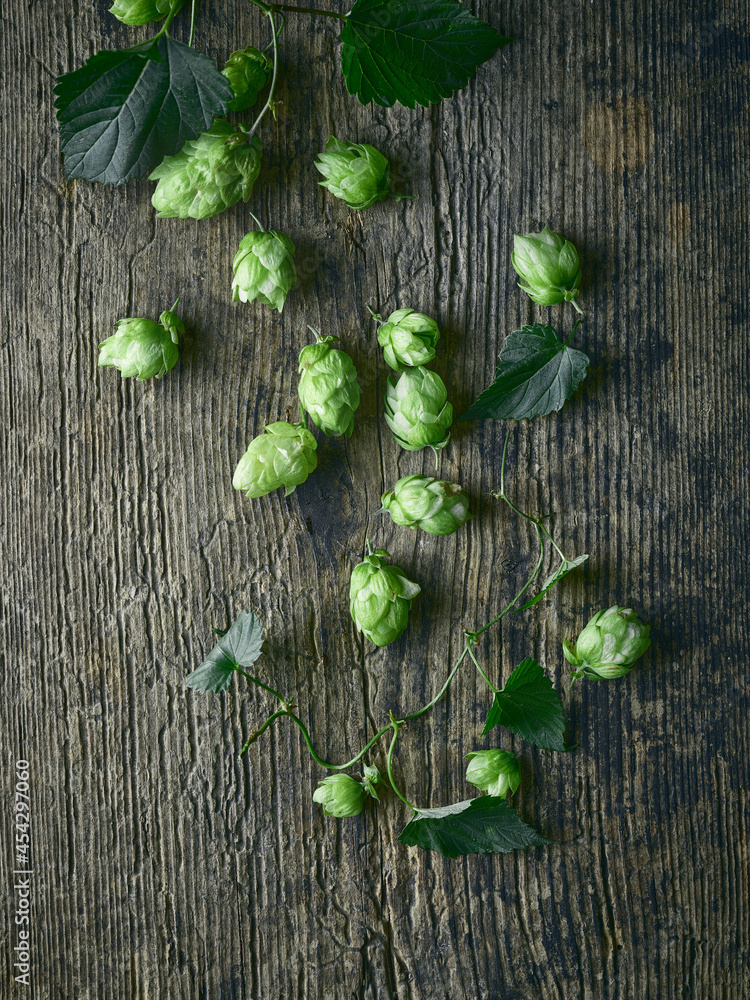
[384,367,452,463]
[313,767,379,818]
[109,0,183,26]
[349,548,420,647]
[380,475,472,536]
[150,122,262,220]
[315,137,394,210]
[98,305,183,380]
[511,226,582,312]
[465,750,521,798]
[298,332,361,438]
[563,606,651,681]
[377,308,440,372]
[232,229,296,312]
[222,47,271,112]
[233,421,317,499]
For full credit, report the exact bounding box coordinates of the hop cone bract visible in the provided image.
[109,0,183,26]
[563,606,651,681]
[98,306,183,380]
[511,226,582,310]
[377,308,440,371]
[232,229,296,312]
[465,750,521,798]
[314,137,392,210]
[233,421,317,499]
[381,475,472,536]
[349,548,420,647]
[384,368,452,461]
[150,123,262,220]
[222,47,271,112]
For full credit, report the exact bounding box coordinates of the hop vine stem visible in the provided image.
[249,0,345,20]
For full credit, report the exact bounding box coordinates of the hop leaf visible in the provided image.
[232,229,297,312]
[298,332,361,438]
[314,136,394,210]
[376,308,440,371]
[380,475,472,536]
[233,421,317,499]
[150,123,263,220]
[98,305,183,380]
[349,548,420,647]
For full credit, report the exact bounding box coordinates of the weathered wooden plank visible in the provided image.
[1,0,749,997]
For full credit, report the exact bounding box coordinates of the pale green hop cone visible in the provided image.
[349,548,420,647]
[109,0,183,26]
[222,47,272,112]
[298,330,361,438]
[314,137,404,210]
[312,766,380,818]
[380,475,472,536]
[376,308,440,372]
[563,605,651,682]
[98,303,184,380]
[233,421,317,499]
[465,750,521,798]
[511,225,583,312]
[150,123,262,221]
[232,229,296,312]
[384,367,452,465]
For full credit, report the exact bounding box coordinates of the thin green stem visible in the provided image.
[240,709,287,755]
[235,667,286,705]
[268,2,345,17]
[247,10,280,140]
[470,523,545,639]
[499,429,511,497]
[465,639,497,693]
[398,646,469,723]
[188,0,197,45]
[386,721,416,811]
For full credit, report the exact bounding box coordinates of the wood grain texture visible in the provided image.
[1,0,749,997]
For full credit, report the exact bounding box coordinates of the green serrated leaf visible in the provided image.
[483,658,568,751]
[398,796,551,857]
[185,646,237,693]
[216,610,265,668]
[341,0,510,109]
[54,36,232,185]
[186,610,264,693]
[459,324,589,422]
[519,553,589,609]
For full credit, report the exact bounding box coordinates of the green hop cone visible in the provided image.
[375,308,440,372]
[232,228,296,312]
[384,367,452,466]
[232,421,317,499]
[109,0,183,26]
[98,303,183,380]
[349,548,420,647]
[314,137,401,210]
[150,122,262,221]
[222,47,272,112]
[563,605,651,682]
[298,330,361,438]
[465,750,521,798]
[313,766,380,818]
[380,475,472,536]
[511,225,583,313]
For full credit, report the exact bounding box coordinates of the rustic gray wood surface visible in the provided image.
[1,0,749,997]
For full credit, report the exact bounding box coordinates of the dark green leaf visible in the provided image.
[54,36,232,185]
[216,610,265,668]
[459,324,589,421]
[519,553,589,609]
[398,796,551,857]
[483,658,568,751]
[341,0,510,109]
[186,610,265,693]
[185,646,238,693]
